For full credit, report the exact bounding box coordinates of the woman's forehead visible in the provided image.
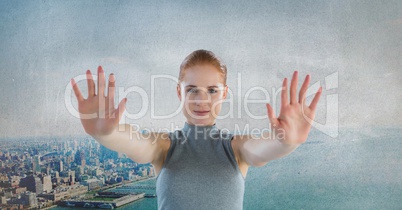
[183,84,225,89]
[181,65,224,85]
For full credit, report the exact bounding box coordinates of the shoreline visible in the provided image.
[104,176,155,192]
[49,176,155,209]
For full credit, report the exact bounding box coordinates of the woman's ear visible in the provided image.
[176,84,182,101]
[223,85,228,99]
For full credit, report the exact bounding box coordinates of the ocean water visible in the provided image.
[53,127,402,209]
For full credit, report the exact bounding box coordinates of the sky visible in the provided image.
[0,0,401,138]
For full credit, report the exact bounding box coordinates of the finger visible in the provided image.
[86,70,96,97]
[108,73,116,110]
[71,78,84,102]
[290,71,298,104]
[281,77,289,108]
[98,66,105,97]
[298,74,310,105]
[309,86,322,111]
[266,103,276,120]
[266,104,280,128]
[115,98,127,124]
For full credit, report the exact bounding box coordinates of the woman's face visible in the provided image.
[177,64,228,126]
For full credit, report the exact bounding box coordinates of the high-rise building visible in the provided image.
[41,175,52,193]
[46,165,51,175]
[92,168,102,177]
[33,155,41,174]
[94,158,100,166]
[74,150,86,168]
[19,175,43,194]
[141,168,148,177]
[52,171,60,185]
[75,165,84,175]
[20,192,37,207]
[58,160,63,172]
[148,166,155,177]
[68,170,75,185]
[82,178,103,190]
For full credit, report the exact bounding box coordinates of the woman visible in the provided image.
[71,49,322,209]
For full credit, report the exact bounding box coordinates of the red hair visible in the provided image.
[179,49,228,85]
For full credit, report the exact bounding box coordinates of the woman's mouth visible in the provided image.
[194,110,210,116]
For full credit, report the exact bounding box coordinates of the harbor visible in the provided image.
[59,192,145,209]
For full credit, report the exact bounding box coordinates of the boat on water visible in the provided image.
[144,194,157,198]
[98,203,114,209]
[65,201,75,207]
[84,202,96,208]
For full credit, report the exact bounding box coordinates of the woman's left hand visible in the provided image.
[266,71,322,146]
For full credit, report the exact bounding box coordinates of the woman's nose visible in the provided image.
[194,91,210,103]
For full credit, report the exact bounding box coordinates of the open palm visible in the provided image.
[71,66,127,137]
[266,71,322,146]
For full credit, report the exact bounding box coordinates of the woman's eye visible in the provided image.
[208,89,217,94]
[188,88,198,93]
[187,88,217,94]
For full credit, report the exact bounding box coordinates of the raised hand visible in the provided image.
[266,71,322,146]
[71,66,127,137]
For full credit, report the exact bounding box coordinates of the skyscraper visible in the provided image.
[33,155,41,174]
[41,175,52,193]
[20,175,43,194]
[74,150,86,168]
[58,160,63,172]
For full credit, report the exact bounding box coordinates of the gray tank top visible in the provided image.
[156,122,246,210]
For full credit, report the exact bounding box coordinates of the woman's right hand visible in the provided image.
[71,66,127,137]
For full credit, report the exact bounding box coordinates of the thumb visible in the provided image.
[115,98,127,124]
[266,103,280,128]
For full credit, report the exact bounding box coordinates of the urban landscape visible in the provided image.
[0,135,156,209]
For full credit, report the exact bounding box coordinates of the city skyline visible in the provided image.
[0,135,155,208]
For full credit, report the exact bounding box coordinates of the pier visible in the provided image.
[59,192,145,208]
[118,185,156,190]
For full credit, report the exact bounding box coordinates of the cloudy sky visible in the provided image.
[0,0,401,138]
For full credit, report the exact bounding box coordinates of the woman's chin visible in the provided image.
[189,118,214,126]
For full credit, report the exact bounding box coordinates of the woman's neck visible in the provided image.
[182,121,219,141]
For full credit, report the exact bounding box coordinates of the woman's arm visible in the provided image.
[233,71,322,167]
[91,124,169,164]
[232,133,299,167]
[71,66,166,164]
